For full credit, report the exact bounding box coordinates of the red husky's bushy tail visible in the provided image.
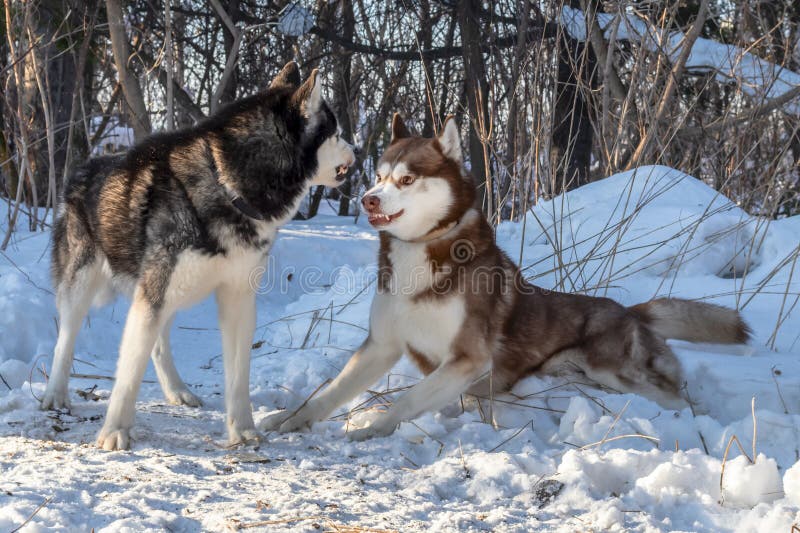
[630,298,751,344]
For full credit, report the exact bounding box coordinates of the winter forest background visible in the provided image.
[2,0,799,243]
[3,2,800,530]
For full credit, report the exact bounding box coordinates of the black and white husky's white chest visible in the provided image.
[158,180,310,310]
[164,234,272,308]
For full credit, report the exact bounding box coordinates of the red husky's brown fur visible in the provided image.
[261,113,750,440]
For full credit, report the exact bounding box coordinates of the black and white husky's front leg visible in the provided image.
[216,282,261,445]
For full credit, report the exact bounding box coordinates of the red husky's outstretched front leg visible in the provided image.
[346,354,487,441]
[260,336,403,433]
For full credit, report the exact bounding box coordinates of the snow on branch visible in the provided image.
[560,6,800,116]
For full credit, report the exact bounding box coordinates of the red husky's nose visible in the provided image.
[361,195,380,212]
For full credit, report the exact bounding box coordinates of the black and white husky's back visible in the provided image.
[42,62,355,450]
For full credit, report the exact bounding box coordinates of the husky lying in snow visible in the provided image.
[42,62,355,450]
[261,113,750,441]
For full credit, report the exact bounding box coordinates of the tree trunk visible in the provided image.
[550,32,594,191]
[457,0,491,216]
[105,0,151,139]
[418,0,436,137]
[335,0,356,217]
[216,0,240,106]
[62,1,99,190]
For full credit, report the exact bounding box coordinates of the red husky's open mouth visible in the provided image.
[368,209,404,226]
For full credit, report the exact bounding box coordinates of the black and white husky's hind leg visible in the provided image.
[97,288,167,450]
[216,282,260,445]
[41,261,106,410]
[151,314,202,407]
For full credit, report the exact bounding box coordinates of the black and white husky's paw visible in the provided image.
[164,388,202,407]
[97,424,131,451]
[40,387,71,411]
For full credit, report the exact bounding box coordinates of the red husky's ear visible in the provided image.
[437,115,462,163]
[391,113,410,143]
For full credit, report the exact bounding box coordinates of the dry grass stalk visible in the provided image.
[719,399,758,505]
[597,399,631,449]
[579,434,660,450]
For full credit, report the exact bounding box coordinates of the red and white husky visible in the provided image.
[261,114,750,440]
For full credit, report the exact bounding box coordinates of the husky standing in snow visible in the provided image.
[261,113,750,441]
[42,62,355,450]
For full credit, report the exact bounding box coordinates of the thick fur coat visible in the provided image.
[43,63,355,450]
[261,114,749,440]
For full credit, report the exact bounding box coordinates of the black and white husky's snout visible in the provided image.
[43,62,353,451]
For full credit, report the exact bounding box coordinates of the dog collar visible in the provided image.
[204,140,266,221]
[409,218,459,243]
[230,196,266,221]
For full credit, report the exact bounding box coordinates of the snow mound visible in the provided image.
[785,462,800,507]
[508,165,756,291]
[721,453,782,508]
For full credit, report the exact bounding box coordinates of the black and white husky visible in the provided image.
[42,62,355,450]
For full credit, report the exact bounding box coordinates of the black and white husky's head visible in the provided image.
[361,114,475,241]
[211,62,355,217]
[271,63,357,188]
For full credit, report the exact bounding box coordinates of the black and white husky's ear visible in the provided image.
[270,61,301,89]
[390,113,410,143]
[293,69,322,117]
[437,116,462,163]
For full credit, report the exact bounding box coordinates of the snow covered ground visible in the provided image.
[1,165,799,532]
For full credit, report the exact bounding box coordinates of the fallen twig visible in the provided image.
[488,420,534,453]
[69,372,157,384]
[270,378,331,430]
[11,496,52,533]
[408,421,444,457]
[231,514,397,532]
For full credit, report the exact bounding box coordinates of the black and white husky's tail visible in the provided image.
[631,298,751,344]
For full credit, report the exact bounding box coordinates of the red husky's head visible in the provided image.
[361,114,476,241]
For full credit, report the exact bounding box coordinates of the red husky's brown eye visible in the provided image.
[399,175,415,186]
